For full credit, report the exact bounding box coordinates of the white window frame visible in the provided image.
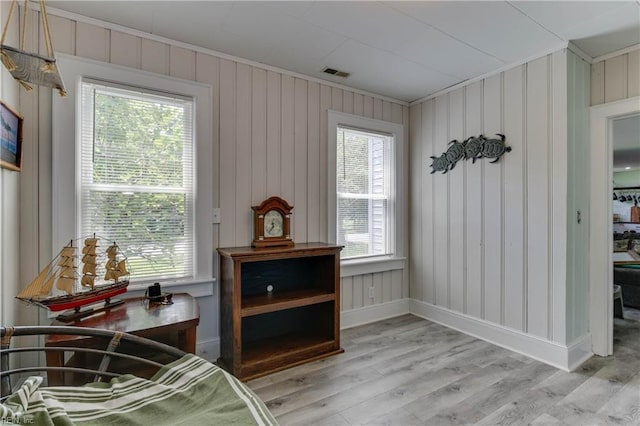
[53,54,214,296]
[328,110,405,277]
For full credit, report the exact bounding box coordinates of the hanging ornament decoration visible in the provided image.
[0,0,66,96]
[429,133,511,174]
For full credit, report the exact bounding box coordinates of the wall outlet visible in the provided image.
[212,208,221,224]
[368,286,375,299]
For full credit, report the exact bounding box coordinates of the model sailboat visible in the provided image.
[17,235,130,317]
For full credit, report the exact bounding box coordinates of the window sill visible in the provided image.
[341,256,405,277]
[128,278,216,298]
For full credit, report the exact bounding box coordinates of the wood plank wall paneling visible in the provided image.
[280,76,295,205]
[525,56,550,339]
[448,89,465,314]
[293,78,308,243]
[219,59,237,247]
[170,46,196,80]
[591,49,640,105]
[19,11,409,339]
[409,104,423,302]
[45,14,75,55]
[483,74,502,326]
[110,31,139,68]
[464,82,483,318]
[266,71,281,198]
[434,96,449,308]
[235,63,253,246]
[251,67,268,205]
[76,22,109,62]
[551,50,568,343]
[410,53,570,342]
[306,82,320,243]
[503,66,525,331]
[566,51,591,342]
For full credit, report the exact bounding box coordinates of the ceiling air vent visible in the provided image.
[323,67,350,78]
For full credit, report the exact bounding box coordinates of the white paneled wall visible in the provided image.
[591,48,640,106]
[15,9,409,348]
[1,0,22,326]
[566,51,591,343]
[409,50,585,351]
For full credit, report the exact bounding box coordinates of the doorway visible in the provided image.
[589,96,640,356]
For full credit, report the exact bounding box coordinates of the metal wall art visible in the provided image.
[430,134,511,174]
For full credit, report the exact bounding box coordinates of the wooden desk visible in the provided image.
[46,293,199,384]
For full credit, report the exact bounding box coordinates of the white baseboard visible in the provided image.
[197,299,593,371]
[196,338,220,363]
[341,299,410,329]
[409,299,593,372]
[567,334,593,371]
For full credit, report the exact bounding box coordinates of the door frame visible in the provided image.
[589,96,640,356]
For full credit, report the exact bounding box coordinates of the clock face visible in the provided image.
[264,210,284,237]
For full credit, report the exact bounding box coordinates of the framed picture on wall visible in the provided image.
[0,100,23,171]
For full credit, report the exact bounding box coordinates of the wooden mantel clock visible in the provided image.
[252,196,294,248]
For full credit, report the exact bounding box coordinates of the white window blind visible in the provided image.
[336,126,392,259]
[80,80,195,282]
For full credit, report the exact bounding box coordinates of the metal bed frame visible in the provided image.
[1,325,187,402]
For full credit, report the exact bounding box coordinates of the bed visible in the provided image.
[1,326,278,425]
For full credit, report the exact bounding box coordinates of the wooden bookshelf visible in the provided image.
[217,243,343,381]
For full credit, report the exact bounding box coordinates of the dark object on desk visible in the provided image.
[145,282,173,304]
[148,282,162,299]
[145,292,173,305]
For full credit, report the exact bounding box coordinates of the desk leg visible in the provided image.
[45,351,64,386]
[179,328,197,354]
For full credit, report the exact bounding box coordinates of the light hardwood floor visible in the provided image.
[248,311,640,425]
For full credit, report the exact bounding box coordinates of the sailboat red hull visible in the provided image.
[18,281,129,312]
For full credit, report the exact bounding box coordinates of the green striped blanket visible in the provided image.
[1,354,277,425]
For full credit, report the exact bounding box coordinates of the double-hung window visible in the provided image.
[336,127,391,258]
[53,56,212,289]
[79,81,194,281]
[328,111,405,276]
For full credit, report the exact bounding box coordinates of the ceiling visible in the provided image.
[45,1,640,103]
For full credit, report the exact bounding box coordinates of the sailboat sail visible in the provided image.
[56,276,75,293]
[81,237,98,289]
[104,243,126,281]
[81,275,96,287]
[116,260,128,276]
[41,274,56,296]
[56,241,77,293]
[17,261,56,299]
[82,263,96,275]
